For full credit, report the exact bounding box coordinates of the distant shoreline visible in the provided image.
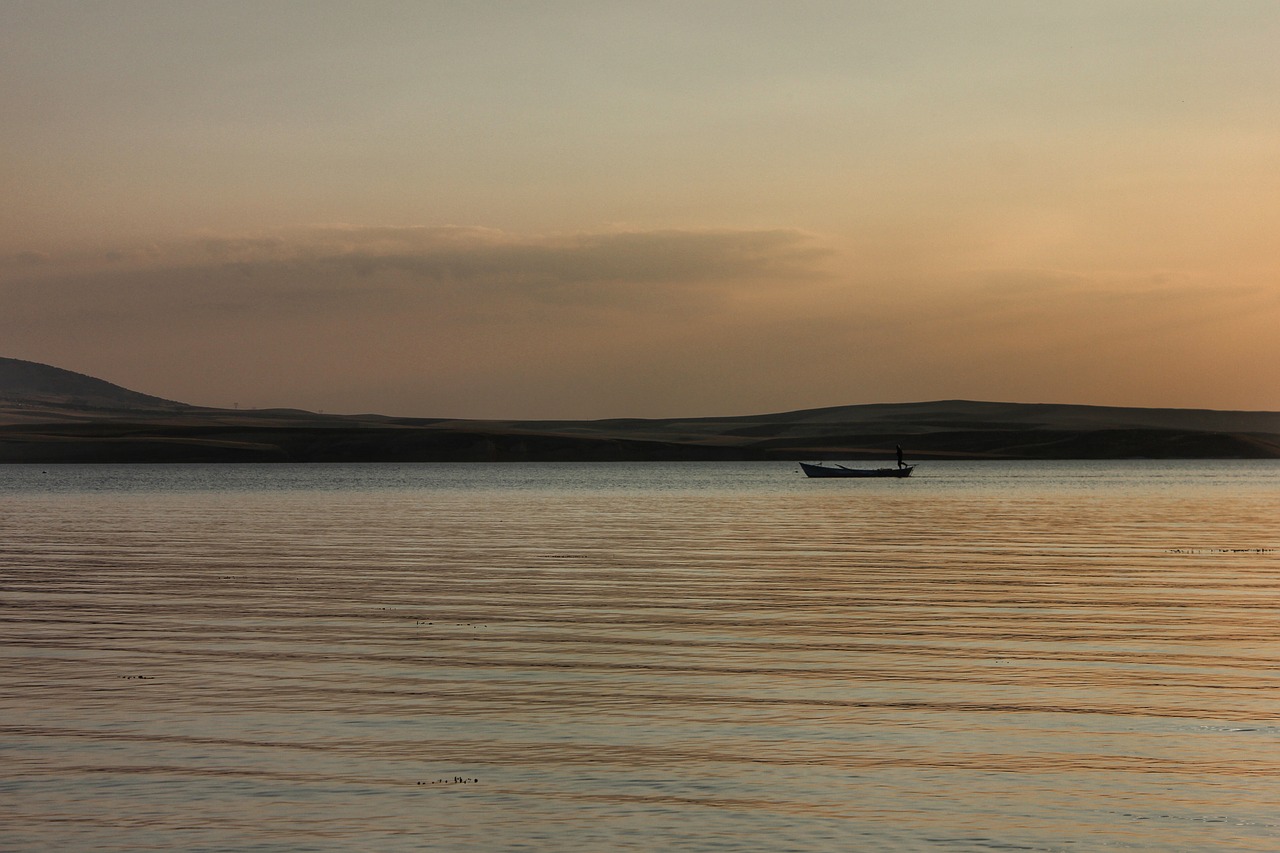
[2,418,1277,463]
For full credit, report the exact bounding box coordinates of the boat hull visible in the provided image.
[800,462,914,478]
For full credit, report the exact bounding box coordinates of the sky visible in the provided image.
[2,1,1278,418]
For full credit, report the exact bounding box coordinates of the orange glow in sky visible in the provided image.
[2,2,1277,417]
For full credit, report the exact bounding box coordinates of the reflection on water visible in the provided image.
[2,461,1278,851]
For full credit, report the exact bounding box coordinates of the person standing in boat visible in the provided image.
[896,444,906,469]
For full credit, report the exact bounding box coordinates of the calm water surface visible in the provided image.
[2,461,1278,851]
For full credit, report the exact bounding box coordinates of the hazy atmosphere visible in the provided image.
[4,1,1277,418]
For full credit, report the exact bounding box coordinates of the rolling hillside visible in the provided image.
[2,357,1278,462]
[0,357,191,420]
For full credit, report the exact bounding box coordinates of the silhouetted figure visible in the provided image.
[896,445,906,468]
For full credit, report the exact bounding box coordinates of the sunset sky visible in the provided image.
[3,1,1278,418]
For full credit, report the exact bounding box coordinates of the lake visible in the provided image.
[2,461,1278,851]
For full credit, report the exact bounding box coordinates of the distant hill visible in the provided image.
[1,357,1278,462]
[724,399,1280,435]
[0,357,190,416]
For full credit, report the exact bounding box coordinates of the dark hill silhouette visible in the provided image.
[0,357,189,414]
[749,399,1280,435]
[1,357,1278,462]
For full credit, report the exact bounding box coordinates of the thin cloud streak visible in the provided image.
[5,225,827,298]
